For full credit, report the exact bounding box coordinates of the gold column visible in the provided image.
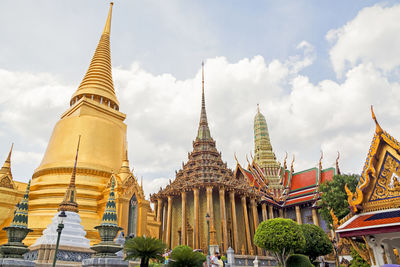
[206,186,216,244]
[193,188,199,249]
[156,198,163,222]
[162,202,167,242]
[251,198,262,255]
[229,191,239,252]
[241,196,254,255]
[268,205,274,219]
[279,208,284,218]
[219,187,228,253]
[181,191,187,245]
[295,205,302,224]
[312,208,319,226]
[166,195,173,248]
[261,203,267,221]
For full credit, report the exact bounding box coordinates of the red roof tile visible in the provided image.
[285,195,314,205]
[290,169,317,191]
[321,169,334,183]
[337,209,400,237]
[289,188,315,198]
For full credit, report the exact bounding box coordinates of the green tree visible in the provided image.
[296,224,333,263]
[349,248,370,267]
[168,246,206,267]
[254,218,305,267]
[286,254,313,267]
[124,236,166,267]
[319,174,359,229]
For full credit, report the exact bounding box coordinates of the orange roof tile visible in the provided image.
[290,168,317,191]
[337,209,400,237]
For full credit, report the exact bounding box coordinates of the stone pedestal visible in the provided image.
[0,258,35,267]
[82,257,128,267]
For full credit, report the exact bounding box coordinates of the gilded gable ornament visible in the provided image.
[370,152,400,201]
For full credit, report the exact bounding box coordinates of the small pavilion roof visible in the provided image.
[336,209,400,238]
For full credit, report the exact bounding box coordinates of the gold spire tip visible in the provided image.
[103,2,114,35]
[371,105,383,134]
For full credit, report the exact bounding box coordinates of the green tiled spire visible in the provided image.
[100,176,118,226]
[10,180,30,228]
[254,105,278,167]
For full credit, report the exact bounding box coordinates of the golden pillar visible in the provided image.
[206,186,216,244]
[219,187,228,253]
[166,195,173,248]
[156,198,163,222]
[241,196,254,255]
[251,198,262,255]
[312,208,319,226]
[261,203,267,221]
[229,191,239,252]
[279,208,284,218]
[268,205,274,219]
[295,205,302,224]
[162,201,167,243]
[181,191,187,245]
[193,188,199,249]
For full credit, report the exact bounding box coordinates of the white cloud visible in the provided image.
[2,2,400,198]
[327,4,400,76]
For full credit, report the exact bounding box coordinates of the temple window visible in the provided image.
[306,215,313,223]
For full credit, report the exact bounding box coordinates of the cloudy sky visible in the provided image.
[1,0,400,196]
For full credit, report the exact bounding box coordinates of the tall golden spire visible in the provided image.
[58,136,81,213]
[1,143,13,174]
[196,62,212,140]
[70,2,119,109]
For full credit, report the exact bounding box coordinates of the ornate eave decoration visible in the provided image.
[345,106,400,214]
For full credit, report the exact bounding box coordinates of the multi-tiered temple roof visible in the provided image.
[235,107,336,207]
[151,63,257,199]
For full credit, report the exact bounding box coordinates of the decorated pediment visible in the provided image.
[0,174,15,190]
[346,106,400,213]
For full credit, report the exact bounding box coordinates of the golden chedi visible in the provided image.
[24,3,159,245]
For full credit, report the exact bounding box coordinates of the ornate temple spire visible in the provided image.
[58,136,81,213]
[70,2,119,109]
[0,143,13,176]
[196,62,212,140]
[254,105,278,167]
[371,105,383,134]
[100,176,118,226]
[10,180,30,228]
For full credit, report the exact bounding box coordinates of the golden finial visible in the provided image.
[257,103,260,113]
[330,209,339,229]
[6,143,13,164]
[336,151,341,175]
[371,105,383,134]
[234,152,239,164]
[103,2,114,35]
[291,154,295,171]
[58,135,81,213]
[283,151,288,170]
[319,150,323,169]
